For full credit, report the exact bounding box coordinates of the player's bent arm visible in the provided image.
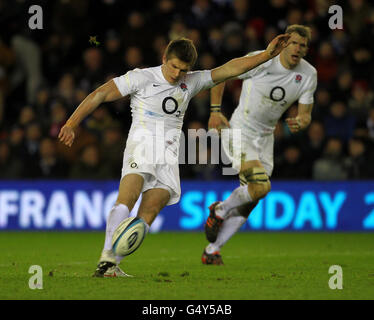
[208,81,230,131]
[296,103,313,129]
[211,82,226,106]
[285,103,313,133]
[65,79,122,129]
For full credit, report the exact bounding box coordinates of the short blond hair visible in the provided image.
[285,25,312,45]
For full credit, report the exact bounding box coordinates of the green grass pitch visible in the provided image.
[0,231,373,300]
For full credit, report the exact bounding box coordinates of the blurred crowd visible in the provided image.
[0,0,374,181]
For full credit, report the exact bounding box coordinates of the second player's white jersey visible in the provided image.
[232,51,317,135]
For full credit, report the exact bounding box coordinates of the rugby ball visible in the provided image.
[112,217,146,257]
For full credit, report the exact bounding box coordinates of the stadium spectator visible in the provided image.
[206,27,224,58]
[332,70,353,102]
[18,105,36,128]
[264,0,288,30]
[150,35,168,66]
[312,86,331,121]
[349,44,372,82]
[69,144,112,180]
[169,19,189,42]
[23,121,42,160]
[243,21,263,53]
[120,11,152,49]
[34,137,68,179]
[0,140,22,179]
[226,0,253,28]
[10,34,43,104]
[315,41,338,84]
[273,143,309,180]
[220,22,247,60]
[79,48,104,92]
[151,0,178,35]
[123,46,146,71]
[324,101,355,142]
[48,101,68,139]
[302,120,326,177]
[348,80,373,124]
[185,0,223,31]
[56,73,76,106]
[312,137,348,181]
[8,125,24,158]
[344,0,373,38]
[103,30,123,75]
[34,86,51,120]
[329,29,350,58]
[99,124,126,179]
[344,137,374,179]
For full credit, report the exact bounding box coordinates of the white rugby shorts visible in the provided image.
[121,137,181,206]
[221,116,274,178]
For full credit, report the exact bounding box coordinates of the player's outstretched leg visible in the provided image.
[202,202,258,265]
[93,204,132,277]
[93,204,129,277]
[93,174,144,277]
[204,166,270,243]
[204,202,224,243]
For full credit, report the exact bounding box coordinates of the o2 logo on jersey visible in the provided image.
[270,86,285,102]
[162,97,181,117]
[270,86,287,106]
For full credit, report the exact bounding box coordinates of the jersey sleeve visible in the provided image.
[186,70,215,97]
[113,69,143,97]
[299,71,317,105]
[237,50,267,80]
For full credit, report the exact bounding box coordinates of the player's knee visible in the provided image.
[248,180,271,201]
[240,167,271,201]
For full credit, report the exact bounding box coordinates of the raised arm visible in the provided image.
[286,103,313,133]
[58,79,122,147]
[211,34,289,84]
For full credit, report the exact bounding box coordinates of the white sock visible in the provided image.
[103,203,130,251]
[215,185,252,219]
[206,208,246,253]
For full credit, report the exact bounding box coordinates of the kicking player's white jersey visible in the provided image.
[113,66,214,205]
[232,50,317,136]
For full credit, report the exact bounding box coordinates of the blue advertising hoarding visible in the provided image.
[0,180,373,231]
